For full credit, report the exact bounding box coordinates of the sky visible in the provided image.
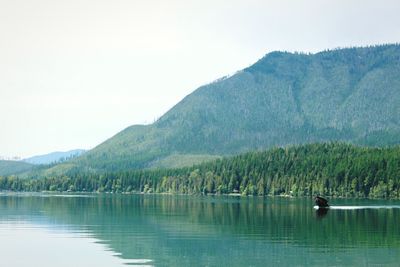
[1,0,399,158]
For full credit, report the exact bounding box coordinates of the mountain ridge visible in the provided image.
[23,149,86,165]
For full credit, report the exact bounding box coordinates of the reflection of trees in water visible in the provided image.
[1,195,400,265]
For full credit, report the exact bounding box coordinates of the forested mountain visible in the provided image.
[39,44,400,173]
[0,160,35,176]
[23,149,86,165]
[2,143,400,199]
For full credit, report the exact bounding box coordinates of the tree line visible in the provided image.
[0,143,399,198]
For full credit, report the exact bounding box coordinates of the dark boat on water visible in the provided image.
[315,196,329,208]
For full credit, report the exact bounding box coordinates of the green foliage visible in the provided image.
[147,154,221,169]
[2,143,400,199]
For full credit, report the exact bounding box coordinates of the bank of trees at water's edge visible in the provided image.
[0,143,399,199]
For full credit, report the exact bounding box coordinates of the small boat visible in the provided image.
[315,196,329,208]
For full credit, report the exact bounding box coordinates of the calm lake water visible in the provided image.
[1,193,400,267]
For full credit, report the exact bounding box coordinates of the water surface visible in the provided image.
[1,193,400,266]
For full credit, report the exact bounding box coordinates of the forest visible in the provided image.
[0,143,399,199]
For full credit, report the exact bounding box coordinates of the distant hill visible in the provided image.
[23,149,86,165]
[29,44,400,174]
[0,160,35,176]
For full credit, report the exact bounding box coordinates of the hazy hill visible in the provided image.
[0,160,35,176]
[46,44,400,173]
[23,149,86,165]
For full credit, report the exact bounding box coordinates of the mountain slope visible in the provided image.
[0,160,35,176]
[23,149,86,165]
[60,44,400,172]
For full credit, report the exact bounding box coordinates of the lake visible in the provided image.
[0,193,400,266]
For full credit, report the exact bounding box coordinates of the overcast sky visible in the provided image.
[1,0,399,158]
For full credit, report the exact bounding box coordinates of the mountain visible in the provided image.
[42,44,400,174]
[23,149,86,165]
[0,160,35,176]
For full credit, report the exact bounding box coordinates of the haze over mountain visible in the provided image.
[33,44,400,174]
[23,149,86,165]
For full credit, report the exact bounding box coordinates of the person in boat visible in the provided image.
[315,196,329,208]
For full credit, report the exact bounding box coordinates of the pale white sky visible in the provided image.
[1,0,399,158]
